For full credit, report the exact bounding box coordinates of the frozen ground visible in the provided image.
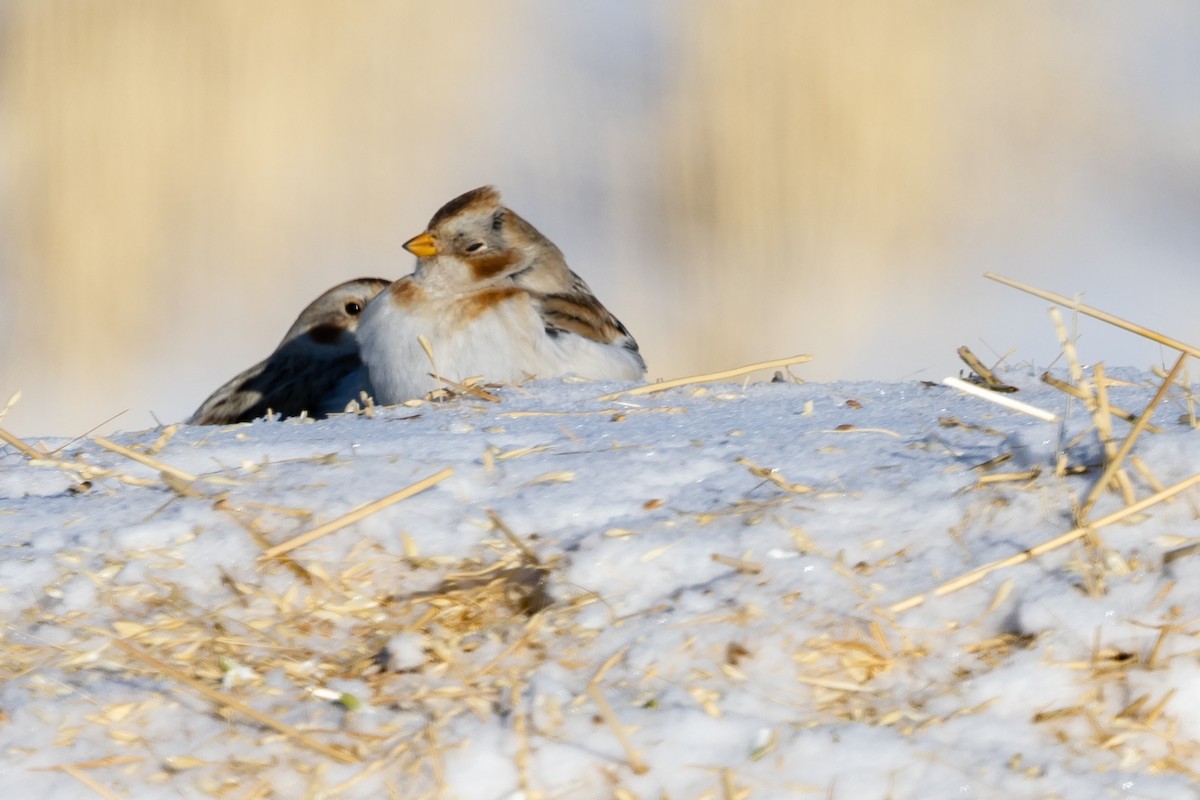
[2,367,1199,799]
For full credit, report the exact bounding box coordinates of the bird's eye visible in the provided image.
[465,241,487,253]
[344,302,363,315]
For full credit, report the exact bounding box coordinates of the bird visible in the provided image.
[189,277,391,425]
[357,186,645,405]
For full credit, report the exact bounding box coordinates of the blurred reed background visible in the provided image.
[1,2,1198,437]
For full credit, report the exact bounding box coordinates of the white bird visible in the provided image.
[358,186,645,404]
[189,277,391,424]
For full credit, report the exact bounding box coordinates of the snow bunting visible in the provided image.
[189,277,391,425]
[358,186,645,404]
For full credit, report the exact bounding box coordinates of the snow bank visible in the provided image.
[2,372,1198,798]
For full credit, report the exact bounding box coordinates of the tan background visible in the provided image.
[2,2,1198,438]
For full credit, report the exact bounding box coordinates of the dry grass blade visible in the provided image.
[1129,456,1166,494]
[711,553,764,574]
[1048,306,1087,387]
[418,334,441,388]
[976,468,1041,485]
[31,756,143,772]
[1152,361,1198,428]
[942,377,1058,422]
[0,390,20,423]
[589,647,627,687]
[1079,353,1188,522]
[425,374,502,403]
[2,426,164,487]
[56,764,122,800]
[971,453,1013,472]
[92,436,199,483]
[487,509,539,564]
[1135,455,1200,519]
[985,273,1200,358]
[259,467,454,559]
[216,499,314,583]
[793,675,871,692]
[891,470,1200,613]
[0,425,44,457]
[1047,306,1086,479]
[720,768,739,800]
[49,410,134,458]
[110,638,358,764]
[736,456,812,493]
[1041,372,1161,433]
[599,355,813,400]
[1090,363,1136,508]
[957,346,1017,392]
[588,684,649,776]
[823,427,902,438]
[92,432,236,487]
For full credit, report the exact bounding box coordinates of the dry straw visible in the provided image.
[587,648,649,775]
[890,470,1200,613]
[0,425,160,488]
[956,345,1017,392]
[93,436,212,485]
[984,273,1200,358]
[55,764,123,800]
[259,467,454,559]
[110,639,358,764]
[1078,354,1188,521]
[895,275,1200,613]
[0,425,42,458]
[1042,372,1161,432]
[1088,362,1137,507]
[599,354,812,400]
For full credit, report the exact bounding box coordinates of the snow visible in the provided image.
[2,370,1199,798]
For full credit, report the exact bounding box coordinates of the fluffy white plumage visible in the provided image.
[358,186,644,404]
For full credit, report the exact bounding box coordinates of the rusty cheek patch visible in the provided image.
[469,250,522,282]
[460,287,524,323]
[388,279,424,307]
[307,323,346,345]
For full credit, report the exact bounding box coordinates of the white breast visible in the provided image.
[358,287,643,405]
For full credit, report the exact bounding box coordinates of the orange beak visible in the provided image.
[403,231,439,258]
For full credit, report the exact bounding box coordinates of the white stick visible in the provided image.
[942,377,1059,423]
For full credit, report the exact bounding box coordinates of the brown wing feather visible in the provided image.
[534,290,645,370]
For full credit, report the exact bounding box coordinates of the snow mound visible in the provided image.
[2,373,1198,798]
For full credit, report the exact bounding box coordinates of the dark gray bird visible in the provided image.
[190,277,391,425]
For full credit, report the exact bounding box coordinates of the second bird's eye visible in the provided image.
[344,302,363,315]
[465,241,487,253]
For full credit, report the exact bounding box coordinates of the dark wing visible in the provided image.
[534,285,646,372]
[189,342,364,425]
